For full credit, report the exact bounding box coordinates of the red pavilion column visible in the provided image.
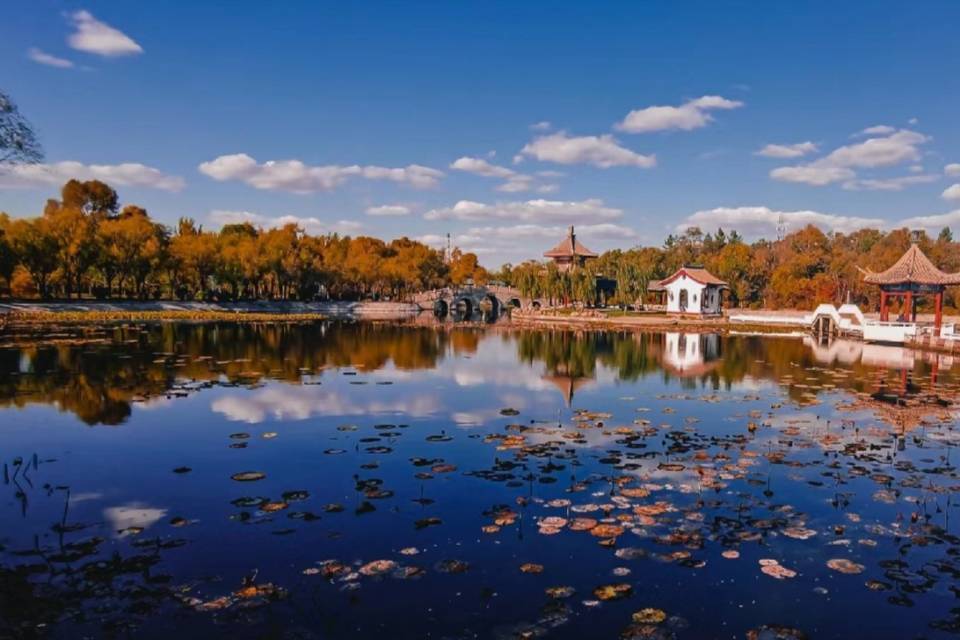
[934,290,943,334]
[904,291,913,323]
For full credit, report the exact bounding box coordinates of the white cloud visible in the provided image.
[450,156,553,193]
[104,503,166,537]
[423,198,622,223]
[615,95,743,134]
[943,184,960,201]
[530,121,552,131]
[771,129,931,186]
[820,129,928,169]
[212,387,440,423]
[450,156,515,179]
[755,141,818,159]
[365,204,411,216]
[769,165,855,186]
[519,132,655,168]
[679,205,960,239]
[945,163,960,177]
[466,223,636,240]
[857,125,896,136]
[417,222,636,263]
[67,10,143,57]
[27,47,74,68]
[677,206,884,237]
[198,153,443,193]
[843,174,939,191]
[0,160,184,191]
[497,176,533,192]
[209,210,363,236]
[899,210,960,233]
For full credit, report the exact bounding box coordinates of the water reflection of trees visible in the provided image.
[0,322,452,425]
[515,330,660,382]
[1,323,954,425]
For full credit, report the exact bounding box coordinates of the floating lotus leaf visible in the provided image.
[545,585,575,599]
[591,524,624,538]
[359,560,397,576]
[231,471,266,482]
[569,517,598,531]
[631,608,667,624]
[826,558,865,574]
[593,583,632,601]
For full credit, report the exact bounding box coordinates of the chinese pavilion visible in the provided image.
[544,226,598,272]
[861,243,960,332]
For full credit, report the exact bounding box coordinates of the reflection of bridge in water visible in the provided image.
[409,285,539,317]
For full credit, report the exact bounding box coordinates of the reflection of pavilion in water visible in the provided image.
[542,372,593,406]
[802,336,958,433]
[661,332,721,377]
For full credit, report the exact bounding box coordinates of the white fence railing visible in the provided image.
[862,320,918,344]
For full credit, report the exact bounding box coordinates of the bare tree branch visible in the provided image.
[0,90,43,164]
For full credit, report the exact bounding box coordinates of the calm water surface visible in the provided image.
[1,321,959,639]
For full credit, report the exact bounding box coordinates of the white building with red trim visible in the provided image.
[649,266,728,315]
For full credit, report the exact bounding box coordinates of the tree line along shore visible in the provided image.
[1,179,958,317]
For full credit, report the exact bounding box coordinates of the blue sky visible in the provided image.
[2,1,959,265]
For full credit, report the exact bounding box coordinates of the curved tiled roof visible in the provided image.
[862,244,960,286]
[543,226,597,258]
[658,267,729,288]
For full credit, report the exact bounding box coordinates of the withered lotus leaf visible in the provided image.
[359,560,397,576]
[569,517,599,531]
[631,608,667,624]
[231,471,266,482]
[826,558,865,574]
[593,583,633,601]
[591,524,625,538]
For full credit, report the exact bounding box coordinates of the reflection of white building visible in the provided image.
[650,267,728,315]
[802,335,956,371]
[662,332,720,376]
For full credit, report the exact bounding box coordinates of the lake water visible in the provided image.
[1,321,959,639]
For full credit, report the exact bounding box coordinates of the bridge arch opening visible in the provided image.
[433,299,448,317]
[531,300,542,310]
[454,297,473,317]
[508,298,522,309]
[479,294,500,316]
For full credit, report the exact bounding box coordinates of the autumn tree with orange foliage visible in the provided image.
[500,224,959,312]
[0,180,482,301]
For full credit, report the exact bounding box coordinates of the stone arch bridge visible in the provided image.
[409,285,538,316]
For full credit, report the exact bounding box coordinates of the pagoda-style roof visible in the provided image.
[544,226,597,259]
[862,244,960,286]
[657,266,729,288]
[543,374,592,406]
